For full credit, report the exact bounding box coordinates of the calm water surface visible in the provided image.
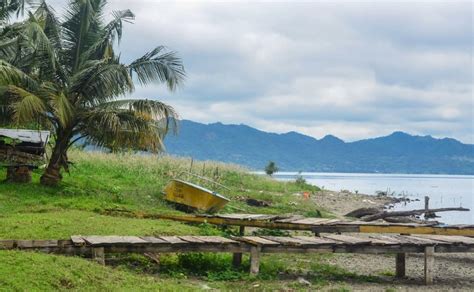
[273,172,474,225]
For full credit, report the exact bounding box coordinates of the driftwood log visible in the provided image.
[360,207,470,222]
[345,207,381,218]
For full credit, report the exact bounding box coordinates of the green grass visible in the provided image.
[0,250,200,291]
[0,149,380,290]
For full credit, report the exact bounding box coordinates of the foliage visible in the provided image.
[264,160,279,176]
[295,171,306,186]
[0,0,185,185]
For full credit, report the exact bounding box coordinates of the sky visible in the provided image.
[50,0,473,143]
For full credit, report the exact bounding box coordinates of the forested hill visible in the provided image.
[163,120,474,174]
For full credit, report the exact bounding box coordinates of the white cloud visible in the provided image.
[47,0,474,143]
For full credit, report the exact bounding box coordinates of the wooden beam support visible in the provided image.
[232,226,245,268]
[424,246,435,285]
[249,246,261,275]
[395,253,406,278]
[93,247,105,265]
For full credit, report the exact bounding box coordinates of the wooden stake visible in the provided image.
[93,247,105,265]
[232,226,245,267]
[249,246,261,275]
[424,246,435,285]
[395,253,406,278]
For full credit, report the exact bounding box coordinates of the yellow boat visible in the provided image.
[163,179,230,213]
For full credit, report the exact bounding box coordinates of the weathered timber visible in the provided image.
[249,246,261,275]
[424,246,435,285]
[142,213,474,236]
[93,247,105,265]
[83,236,147,246]
[361,207,470,222]
[232,226,245,267]
[345,207,381,218]
[396,253,406,278]
[234,236,280,246]
[322,234,371,245]
[1,235,474,285]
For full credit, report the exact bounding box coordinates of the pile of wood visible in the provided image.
[346,206,469,223]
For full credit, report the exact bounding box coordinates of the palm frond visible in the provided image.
[98,98,179,134]
[62,0,107,72]
[128,46,185,91]
[0,59,39,90]
[80,108,165,152]
[69,60,134,103]
[39,82,73,127]
[7,84,46,124]
[81,9,134,62]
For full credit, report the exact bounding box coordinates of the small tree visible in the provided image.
[264,161,278,176]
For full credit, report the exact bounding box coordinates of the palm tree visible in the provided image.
[0,0,185,185]
[0,0,27,22]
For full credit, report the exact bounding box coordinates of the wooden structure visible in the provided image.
[140,213,474,236]
[0,129,50,182]
[1,234,473,285]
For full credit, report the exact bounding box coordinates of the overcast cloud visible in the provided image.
[52,0,473,143]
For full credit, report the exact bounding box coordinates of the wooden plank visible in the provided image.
[234,236,280,246]
[179,236,206,244]
[140,237,168,244]
[261,236,311,246]
[71,236,86,246]
[359,225,474,236]
[274,215,305,223]
[424,246,435,285]
[366,235,402,245]
[291,236,335,245]
[158,236,188,244]
[322,234,371,245]
[83,236,147,246]
[415,235,474,245]
[0,240,15,249]
[204,236,238,244]
[16,240,58,248]
[395,235,443,246]
[289,218,338,225]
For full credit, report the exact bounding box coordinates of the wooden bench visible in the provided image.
[1,234,473,285]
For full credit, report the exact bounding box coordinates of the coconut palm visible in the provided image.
[0,0,27,22]
[0,0,185,185]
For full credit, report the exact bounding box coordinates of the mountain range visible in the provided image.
[163,120,474,174]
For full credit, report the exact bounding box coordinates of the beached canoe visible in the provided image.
[163,179,230,213]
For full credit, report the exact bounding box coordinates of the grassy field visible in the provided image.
[0,150,380,290]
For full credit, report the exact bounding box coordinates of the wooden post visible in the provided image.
[424,246,435,285]
[93,247,105,265]
[232,226,245,267]
[249,246,261,275]
[395,253,406,278]
[424,196,429,211]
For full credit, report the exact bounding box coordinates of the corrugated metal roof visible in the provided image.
[0,129,50,145]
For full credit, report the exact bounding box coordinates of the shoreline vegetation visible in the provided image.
[1,150,473,290]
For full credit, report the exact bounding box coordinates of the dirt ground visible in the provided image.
[311,189,393,218]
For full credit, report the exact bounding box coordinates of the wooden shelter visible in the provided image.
[0,128,50,182]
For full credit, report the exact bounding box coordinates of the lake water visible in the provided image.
[272,172,474,225]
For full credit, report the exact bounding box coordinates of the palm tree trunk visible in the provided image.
[40,129,72,186]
